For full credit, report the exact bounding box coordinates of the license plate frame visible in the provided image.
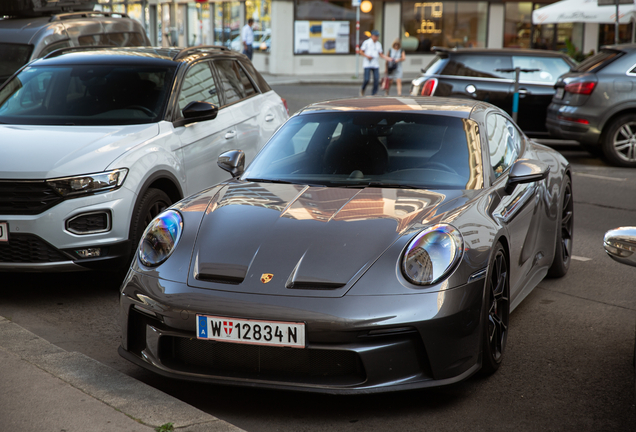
[196,314,306,348]
[0,222,8,242]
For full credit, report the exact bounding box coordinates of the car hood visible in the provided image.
[185,182,469,297]
[0,124,159,179]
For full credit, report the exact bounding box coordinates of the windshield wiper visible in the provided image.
[338,181,421,189]
[244,178,296,184]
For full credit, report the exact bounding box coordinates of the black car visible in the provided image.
[547,44,636,167]
[410,48,575,137]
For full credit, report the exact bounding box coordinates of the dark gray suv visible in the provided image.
[546,44,636,167]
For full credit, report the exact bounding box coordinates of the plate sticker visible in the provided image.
[0,222,7,242]
[197,315,305,348]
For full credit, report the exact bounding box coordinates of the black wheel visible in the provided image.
[127,188,172,265]
[601,114,636,167]
[480,243,510,376]
[547,176,573,278]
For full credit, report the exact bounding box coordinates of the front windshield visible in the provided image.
[0,43,34,82]
[0,64,176,125]
[243,112,483,190]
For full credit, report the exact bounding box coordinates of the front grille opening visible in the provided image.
[159,336,367,386]
[0,180,63,215]
[0,233,70,263]
[66,211,111,234]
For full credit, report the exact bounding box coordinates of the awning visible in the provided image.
[532,0,636,24]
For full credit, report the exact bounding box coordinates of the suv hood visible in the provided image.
[0,124,159,179]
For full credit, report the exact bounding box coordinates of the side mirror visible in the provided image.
[175,101,218,127]
[217,150,245,177]
[505,159,550,195]
[604,227,636,267]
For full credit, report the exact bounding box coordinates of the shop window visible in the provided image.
[187,3,212,46]
[294,0,382,54]
[599,23,634,47]
[246,0,272,53]
[401,1,488,53]
[529,4,584,53]
[215,2,242,49]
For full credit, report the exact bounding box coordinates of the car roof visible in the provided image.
[298,97,479,117]
[433,47,570,58]
[29,46,240,67]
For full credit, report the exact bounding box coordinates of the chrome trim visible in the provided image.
[65,210,112,235]
[467,267,488,283]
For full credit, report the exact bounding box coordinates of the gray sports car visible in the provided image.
[119,97,573,393]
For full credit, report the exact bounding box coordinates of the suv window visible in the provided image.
[514,56,571,84]
[178,62,219,115]
[214,60,257,105]
[0,43,34,79]
[486,113,519,178]
[78,32,147,47]
[575,49,622,72]
[441,55,514,80]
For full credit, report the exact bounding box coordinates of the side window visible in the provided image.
[513,56,572,84]
[177,62,219,116]
[486,113,519,179]
[442,55,513,80]
[214,60,257,106]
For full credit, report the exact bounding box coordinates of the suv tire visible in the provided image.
[127,188,172,266]
[601,114,636,167]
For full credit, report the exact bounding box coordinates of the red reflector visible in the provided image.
[421,78,438,96]
[557,115,590,125]
[564,82,596,95]
[281,98,289,115]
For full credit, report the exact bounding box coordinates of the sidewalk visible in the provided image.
[0,316,244,432]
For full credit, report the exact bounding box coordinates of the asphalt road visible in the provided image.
[2,85,636,431]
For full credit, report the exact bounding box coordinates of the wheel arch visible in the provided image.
[599,106,636,140]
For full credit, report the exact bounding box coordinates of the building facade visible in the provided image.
[95,0,634,76]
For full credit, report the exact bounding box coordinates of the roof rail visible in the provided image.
[173,45,229,61]
[49,11,130,21]
[42,45,122,59]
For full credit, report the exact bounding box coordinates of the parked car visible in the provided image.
[0,46,289,272]
[0,10,150,84]
[119,97,573,393]
[229,30,271,52]
[547,44,636,167]
[410,48,575,137]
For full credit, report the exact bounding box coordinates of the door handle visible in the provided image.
[265,114,275,122]
[225,130,237,139]
[518,89,529,97]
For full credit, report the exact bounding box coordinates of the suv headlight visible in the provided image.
[47,169,128,197]
[402,224,464,286]
[138,210,183,267]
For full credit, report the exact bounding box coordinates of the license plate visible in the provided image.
[197,315,306,348]
[0,222,7,242]
[555,87,564,99]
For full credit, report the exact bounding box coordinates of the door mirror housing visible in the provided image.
[218,150,245,177]
[505,159,550,194]
[604,227,636,267]
[174,101,219,127]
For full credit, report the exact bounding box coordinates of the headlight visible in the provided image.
[138,210,183,267]
[47,169,128,197]
[402,224,464,286]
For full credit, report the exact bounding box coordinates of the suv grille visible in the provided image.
[0,233,70,263]
[0,181,63,215]
[159,336,366,386]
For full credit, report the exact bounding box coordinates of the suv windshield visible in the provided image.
[575,49,622,72]
[243,112,483,190]
[0,43,34,81]
[0,64,175,125]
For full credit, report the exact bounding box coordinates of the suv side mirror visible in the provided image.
[217,150,245,177]
[175,101,219,127]
[505,159,550,195]
[604,227,636,267]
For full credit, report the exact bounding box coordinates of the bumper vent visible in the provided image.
[0,233,70,263]
[66,211,111,234]
[0,180,63,215]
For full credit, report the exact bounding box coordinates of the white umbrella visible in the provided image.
[532,0,636,24]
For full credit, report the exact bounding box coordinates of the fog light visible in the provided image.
[75,248,102,258]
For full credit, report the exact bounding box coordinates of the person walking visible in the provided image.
[242,18,254,60]
[385,39,406,96]
[360,30,390,96]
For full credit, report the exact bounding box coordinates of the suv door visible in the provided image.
[174,60,237,195]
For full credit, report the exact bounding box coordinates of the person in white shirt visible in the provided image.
[360,30,390,96]
[242,18,254,60]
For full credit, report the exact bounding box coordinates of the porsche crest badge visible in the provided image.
[261,273,273,284]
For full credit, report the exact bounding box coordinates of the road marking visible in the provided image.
[572,255,592,262]
[574,172,626,182]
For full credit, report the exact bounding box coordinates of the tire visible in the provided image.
[480,243,510,376]
[547,176,573,278]
[127,188,172,265]
[601,114,636,167]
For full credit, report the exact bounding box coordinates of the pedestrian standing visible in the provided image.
[242,18,254,60]
[360,30,390,96]
[385,39,406,96]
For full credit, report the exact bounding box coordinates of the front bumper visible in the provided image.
[120,270,487,394]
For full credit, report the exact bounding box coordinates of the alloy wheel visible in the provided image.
[612,122,636,163]
[560,182,574,265]
[488,250,509,362]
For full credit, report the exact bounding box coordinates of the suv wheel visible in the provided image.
[602,114,636,167]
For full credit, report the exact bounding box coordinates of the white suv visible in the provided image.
[0,46,288,271]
